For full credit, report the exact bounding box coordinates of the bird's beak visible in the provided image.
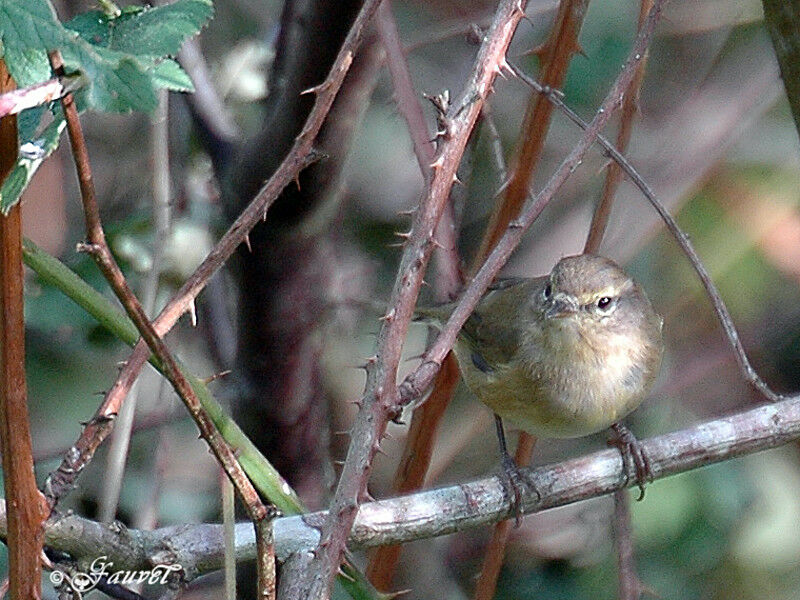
[545,296,578,319]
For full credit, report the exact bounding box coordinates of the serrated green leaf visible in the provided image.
[0,0,65,86]
[0,113,66,214]
[150,58,194,92]
[66,0,213,58]
[2,0,212,115]
[61,42,158,113]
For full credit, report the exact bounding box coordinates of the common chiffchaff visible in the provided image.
[422,253,664,440]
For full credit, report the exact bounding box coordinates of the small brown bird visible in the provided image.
[419,253,663,513]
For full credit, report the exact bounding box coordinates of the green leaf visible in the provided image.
[0,0,65,86]
[65,0,213,58]
[61,42,158,113]
[149,58,194,93]
[0,112,66,214]
[1,0,213,115]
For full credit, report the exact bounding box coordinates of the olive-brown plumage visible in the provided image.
[423,254,663,438]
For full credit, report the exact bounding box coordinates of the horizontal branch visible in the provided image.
[30,393,800,580]
[0,75,83,118]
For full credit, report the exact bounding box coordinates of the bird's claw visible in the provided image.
[499,454,537,526]
[608,422,652,500]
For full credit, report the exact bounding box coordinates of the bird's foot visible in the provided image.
[499,454,537,526]
[608,422,652,500]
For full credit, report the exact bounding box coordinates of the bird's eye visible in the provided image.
[596,296,613,310]
[543,283,552,299]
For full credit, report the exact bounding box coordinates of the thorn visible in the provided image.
[380,308,396,322]
[336,566,356,582]
[243,233,252,253]
[384,588,413,599]
[394,230,412,240]
[360,489,376,502]
[397,208,416,217]
[333,459,345,466]
[200,370,232,384]
[430,154,445,170]
[350,399,362,408]
[365,355,378,364]
[300,81,330,96]
[294,173,302,191]
[188,298,198,327]
[332,430,351,437]
[452,173,463,185]
[522,42,548,58]
[499,56,515,77]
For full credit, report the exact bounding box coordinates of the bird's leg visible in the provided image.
[608,422,652,500]
[494,414,527,526]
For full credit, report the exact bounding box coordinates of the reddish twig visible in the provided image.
[287,1,533,597]
[49,49,275,599]
[0,58,47,600]
[366,352,459,590]
[476,0,588,261]
[584,0,653,254]
[472,433,536,600]
[613,490,644,600]
[43,0,384,509]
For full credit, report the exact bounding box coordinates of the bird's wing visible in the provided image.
[459,277,546,369]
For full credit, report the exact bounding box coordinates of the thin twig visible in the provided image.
[290,2,532,597]
[25,392,800,576]
[613,490,642,600]
[178,38,242,143]
[507,61,783,403]
[49,49,276,599]
[44,0,383,509]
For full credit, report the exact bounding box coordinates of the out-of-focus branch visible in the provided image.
[288,2,532,597]
[178,37,241,170]
[22,392,800,578]
[762,0,800,137]
[613,490,643,600]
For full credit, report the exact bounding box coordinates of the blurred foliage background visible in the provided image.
[8,0,800,598]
